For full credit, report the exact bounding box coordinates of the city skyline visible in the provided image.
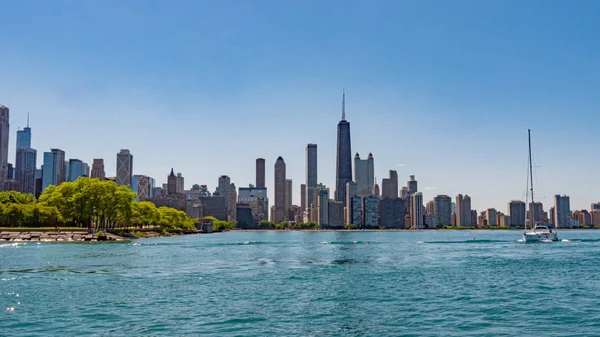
[2,1,600,211]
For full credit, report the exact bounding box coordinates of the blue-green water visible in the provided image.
[2,230,600,336]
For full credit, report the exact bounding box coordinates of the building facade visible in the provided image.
[91,158,106,180]
[381,170,399,199]
[0,106,9,187]
[433,195,452,226]
[306,144,317,210]
[67,159,88,182]
[316,188,329,228]
[335,92,352,205]
[486,208,498,226]
[411,192,424,229]
[116,149,133,188]
[328,200,344,228]
[363,195,379,228]
[273,157,286,223]
[238,186,269,224]
[456,194,473,227]
[285,179,292,213]
[255,158,265,188]
[41,149,66,191]
[354,153,374,197]
[554,195,571,228]
[15,148,36,194]
[508,200,526,227]
[379,198,406,229]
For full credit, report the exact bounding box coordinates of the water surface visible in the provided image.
[2,230,600,336]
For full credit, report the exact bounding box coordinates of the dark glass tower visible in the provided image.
[335,91,352,204]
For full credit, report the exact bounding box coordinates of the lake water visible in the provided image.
[2,230,600,336]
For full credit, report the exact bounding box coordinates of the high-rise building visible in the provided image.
[433,195,452,226]
[411,192,424,229]
[91,159,106,180]
[316,187,329,227]
[16,121,31,150]
[0,106,9,186]
[354,153,374,197]
[285,179,292,213]
[379,198,406,229]
[238,186,269,225]
[335,91,352,205]
[167,169,177,194]
[132,175,154,201]
[408,175,418,194]
[554,195,571,228]
[67,159,88,182]
[591,203,600,212]
[328,200,344,228]
[256,158,265,188]
[508,200,526,227]
[230,183,237,222]
[15,148,36,194]
[381,170,399,199]
[300,183,306,212]
[273,157,286,223]
[372,180,380,197]
[346,181,359,225]
[306,144,318,210]
[456,194,472,227]
[363,195,379,228]
[176,173,184,194]
[116,149,133,188]
[528,202,544,227]
[486,208,498,226]
[42,149,66,191]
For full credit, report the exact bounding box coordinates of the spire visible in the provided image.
[341,87,346,121]
[27,112,29,128]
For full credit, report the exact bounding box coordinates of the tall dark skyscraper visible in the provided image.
[256,158,265,188]
[335,91,352,204]
[273,156,286,223]
[305,144,317,210]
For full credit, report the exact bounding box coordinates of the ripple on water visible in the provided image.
[2,230,600,336]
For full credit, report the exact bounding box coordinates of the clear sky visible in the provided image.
[1,0,599,212]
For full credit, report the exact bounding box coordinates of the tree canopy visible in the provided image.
[0,177,195,231]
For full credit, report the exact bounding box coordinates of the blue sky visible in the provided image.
[1,0,599,211]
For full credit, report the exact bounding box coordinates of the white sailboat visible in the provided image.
[522,129,558,243]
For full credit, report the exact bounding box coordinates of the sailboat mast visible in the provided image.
[528,129,535,228]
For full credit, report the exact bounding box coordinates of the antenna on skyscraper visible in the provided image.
[342,87,346,121]
[27,112,29,128]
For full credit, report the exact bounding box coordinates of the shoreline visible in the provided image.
[1,227,592,242]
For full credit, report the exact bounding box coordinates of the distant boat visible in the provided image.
[522,129,558,243]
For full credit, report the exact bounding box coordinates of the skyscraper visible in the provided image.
[16,114,31,150]
[300,183,306,212]
[67,159,88,182]
[554,195,571,228]
[116,149,133,188]
[256,158,265,188]
[456,194,472,227]
[508,200,526,227]
[408,175,418,194]
[176,172,184,193]
[273,157,286,223]
[0,106,9,186]
[306,144,317,210]
[528,202,544,227]
[42,149,65,191]
[433,195,452,226]
[354,153,374,197]
[15,148,36,194]
[91,159,106,180]
[285,179,292,213]
[217,175,232,219]
[411,192,424,229]
[381,170,398,199]
[168,169,177,194]
[486,208,498,226]
[335,91,352,205]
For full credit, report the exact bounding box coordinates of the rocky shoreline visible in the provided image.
[0,229,202,242]
[0,230,127,242]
